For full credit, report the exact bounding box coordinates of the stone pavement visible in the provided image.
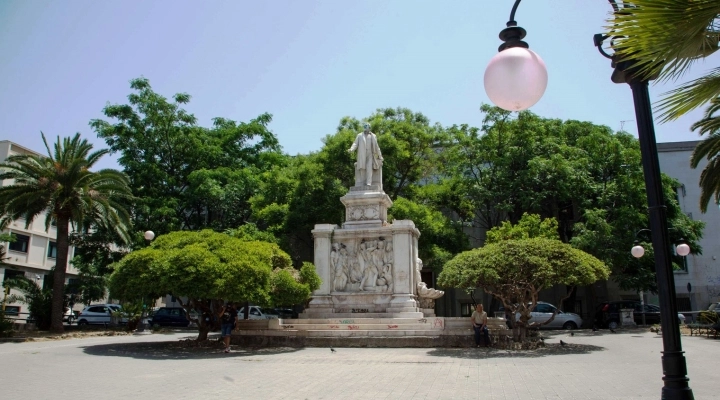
[0,329,716,399]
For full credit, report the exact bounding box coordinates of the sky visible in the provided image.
[1,0,719,171]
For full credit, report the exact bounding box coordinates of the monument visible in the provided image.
[302,124,444,319]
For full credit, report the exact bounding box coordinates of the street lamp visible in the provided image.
[484,1,694,399]
[135,230,155,335]
[631,229,691,327]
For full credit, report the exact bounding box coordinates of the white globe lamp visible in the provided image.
[631,245,645,259]
[676,243,690,257]
[144,230,155,241]
[484,47,548,111]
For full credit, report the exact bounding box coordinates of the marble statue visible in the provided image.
[348,123,383,186]
[332,243,348,291]
[376,241,393,292]
[415,258,444,307]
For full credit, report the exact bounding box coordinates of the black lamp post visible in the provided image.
[134,230,156,335]
[483,1,694,399]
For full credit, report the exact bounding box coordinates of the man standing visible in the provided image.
[348,123,383,186]
[471,304,490,347]
[219,302,238,353]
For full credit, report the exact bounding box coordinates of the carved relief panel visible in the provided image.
[330,237,394,293]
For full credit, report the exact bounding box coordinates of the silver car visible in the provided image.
[527,302,583,330]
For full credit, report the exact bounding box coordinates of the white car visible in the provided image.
[76,304,123,326]
[503,301,583,330]
[237,306,278,320]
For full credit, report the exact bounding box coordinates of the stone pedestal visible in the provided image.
[304,186,427,319]
[620,308,637,327]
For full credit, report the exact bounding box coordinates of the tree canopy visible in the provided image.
[0,133,132,333]
[438,214,610,341]
[108,229,320,340]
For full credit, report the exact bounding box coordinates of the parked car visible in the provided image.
[594,301,686,329]
[500,301,583,330]
[63,308,76,324]
[274,308,299,319]
[237,306,279,320]
[150,307,191,327]
[76,304,123,326]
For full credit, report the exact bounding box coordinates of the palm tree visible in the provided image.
[0,133,132,333]
[607,0,720,122]
[690,97,720,212]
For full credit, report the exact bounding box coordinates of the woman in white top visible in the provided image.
[471,304,490,347]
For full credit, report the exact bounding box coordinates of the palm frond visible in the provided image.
[690,96,720,136]
[608,0,720,82]
[656,67,720,122]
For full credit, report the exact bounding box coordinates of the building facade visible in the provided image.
[656,141,720,311]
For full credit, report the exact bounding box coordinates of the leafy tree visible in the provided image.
[388,197,468,271]
[3,272,70,331]
[607,0,720,122]
[440,105,704,293]
[90,77,283,234]
[318,108,449,198]
[108,229,320,340]
[0,133,132,333]
[438,215,610,342]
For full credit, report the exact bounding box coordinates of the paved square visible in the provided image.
[0,330,716,399]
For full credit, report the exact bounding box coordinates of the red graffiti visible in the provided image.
[387,325,398,329]
[433,318,444,328]
[347,325,360,330]
[329,325,339,329]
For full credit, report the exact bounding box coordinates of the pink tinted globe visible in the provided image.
[631,245,645,259]
[484,47,548,111]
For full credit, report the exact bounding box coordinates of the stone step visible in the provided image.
[275,323,441,331]
[235,329,447,337]
[298,312,423,319]
[281,317,442,325]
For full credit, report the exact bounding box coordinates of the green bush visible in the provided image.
[698,311,719,324]
[0,314,13,337]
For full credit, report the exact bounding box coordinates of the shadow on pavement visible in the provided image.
[81,339,302,360]
[426,343,605,359]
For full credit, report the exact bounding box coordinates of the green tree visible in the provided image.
[441,105,704,293]
[0,133,132,333]
[438,216,610,342]
[690,98,720,212]
[607,0,720,122]
[3,272,70,331]
[388,197,468,271]
[90,77,283,234]
[108,230,320,340]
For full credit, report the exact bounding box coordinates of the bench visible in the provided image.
[687,323,719,338]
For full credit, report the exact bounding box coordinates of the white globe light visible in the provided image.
[676,243,690,257]
[144,230,155,241]
[484,47,548,111]
[631,245,645,259]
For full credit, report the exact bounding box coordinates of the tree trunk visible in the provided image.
[49,215,70,333]
[197,324,210,341]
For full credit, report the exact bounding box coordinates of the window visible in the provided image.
[3,306,20,316]
[155,308,169,316]
[2,269,25,283]
[88,306,107,313]
[533,304,555,313]
[8,234,29,253]
[460,303,474,317]
[169,309,182,316]
[47,242,57,258]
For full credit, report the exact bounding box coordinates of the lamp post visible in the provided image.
[134,230,155,335]
[484,1,694,398]
[631,229,691,327]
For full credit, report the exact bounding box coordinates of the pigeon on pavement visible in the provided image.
[330,347,337,353]
[560,340,567,346]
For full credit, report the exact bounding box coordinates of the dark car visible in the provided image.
[150,307,191,327]
[595,301,685,329]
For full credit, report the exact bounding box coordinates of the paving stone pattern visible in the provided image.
[0,330,716,399]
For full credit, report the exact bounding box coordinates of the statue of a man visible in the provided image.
[348,123,383,186]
